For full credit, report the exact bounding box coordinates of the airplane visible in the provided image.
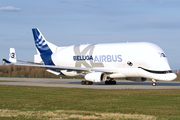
[3,28,177,86]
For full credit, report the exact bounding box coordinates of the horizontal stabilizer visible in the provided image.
[2,59,12,64]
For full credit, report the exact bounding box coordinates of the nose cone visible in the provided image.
[166,73,177,81]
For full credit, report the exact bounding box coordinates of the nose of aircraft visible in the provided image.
[166,73,177,81]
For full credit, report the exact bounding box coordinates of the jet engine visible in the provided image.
[126,77,147,82]
[85,72,106,82]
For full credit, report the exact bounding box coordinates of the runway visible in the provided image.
[0,77,180,89]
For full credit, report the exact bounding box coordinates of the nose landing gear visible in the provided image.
[152,79,156,86]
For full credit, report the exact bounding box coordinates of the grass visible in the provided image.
[0,85,180,119]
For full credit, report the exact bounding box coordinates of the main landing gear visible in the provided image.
[105,79,116,85]
[152,79,156,86]
[81,80,93,85]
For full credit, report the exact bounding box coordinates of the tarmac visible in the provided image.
[0,77,180,89]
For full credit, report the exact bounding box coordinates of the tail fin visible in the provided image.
[32,28,57,65]
[9,48,17,63]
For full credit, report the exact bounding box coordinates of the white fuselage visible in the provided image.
[51,42,176,81]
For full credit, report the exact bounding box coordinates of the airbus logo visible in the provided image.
[94,55,122,62]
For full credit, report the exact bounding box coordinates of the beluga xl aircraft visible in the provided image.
[3,28,177,86]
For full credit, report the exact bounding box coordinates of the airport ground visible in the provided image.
[0,77,180,89]
[0,77,180,119]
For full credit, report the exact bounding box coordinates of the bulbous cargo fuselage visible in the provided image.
[52,42,177,81]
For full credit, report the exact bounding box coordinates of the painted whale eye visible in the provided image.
[127,61,133,66]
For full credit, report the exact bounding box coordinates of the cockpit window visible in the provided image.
[159,53,166,57]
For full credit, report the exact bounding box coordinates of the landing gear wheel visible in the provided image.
[113,81,116,85]
[81,81,85,85]
[152,82,156,86]
[89,82,93,85]
[152,79,157,86]
[105,81,108,85]
[85,81,89,85]
[109,81,112,85]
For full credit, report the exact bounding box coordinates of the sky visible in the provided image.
[0,0,180,70]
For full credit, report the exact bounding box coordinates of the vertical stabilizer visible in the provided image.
[32,28,57,65]
[9,48,17,63]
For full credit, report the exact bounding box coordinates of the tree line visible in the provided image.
[0,65,59,78]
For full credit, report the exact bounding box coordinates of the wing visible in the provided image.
[17,60,44,65]
[2,59,116,74]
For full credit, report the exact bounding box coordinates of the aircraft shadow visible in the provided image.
[69,81,180,86]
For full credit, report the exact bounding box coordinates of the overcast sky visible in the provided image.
[0,0,179,70]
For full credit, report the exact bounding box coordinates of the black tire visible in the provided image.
[113,81,116,85]
[109,81,112,85]
[81,81,85,85]
[105,81,108,85]
[85,81,89,85]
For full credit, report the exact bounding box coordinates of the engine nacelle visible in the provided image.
[85,72,106,82]
[126,77,147,82]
